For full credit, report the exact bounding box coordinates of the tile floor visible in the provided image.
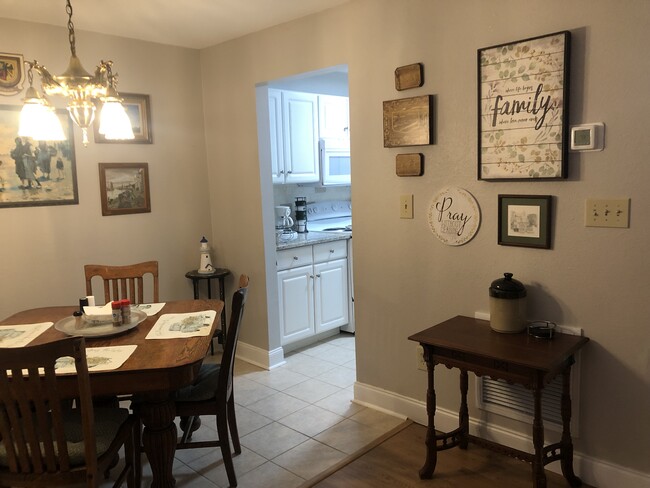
[131,333,405,488]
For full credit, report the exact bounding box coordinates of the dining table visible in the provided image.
[0,298,224,488]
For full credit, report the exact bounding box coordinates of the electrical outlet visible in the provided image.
[400,194,413,219]
[585,198,630,228]
[416,345,427,371]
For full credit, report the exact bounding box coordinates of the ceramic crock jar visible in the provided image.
[489,272,527,333]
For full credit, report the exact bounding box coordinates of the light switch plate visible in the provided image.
[400,194,414,219]
[585,198,630,228]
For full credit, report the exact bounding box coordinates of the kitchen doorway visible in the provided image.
[255,64,354,371]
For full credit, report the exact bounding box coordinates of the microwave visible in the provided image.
[319,138,351,186]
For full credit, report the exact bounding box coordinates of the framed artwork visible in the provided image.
[394,63,424,91]
[478,31,571,180]
[0,105,78,209]
[94,93,152,144]
[0,53,25,95]
[98,162,151,216]
[383,95,433,147]
[428,187,481,246]
[498,194,552,249]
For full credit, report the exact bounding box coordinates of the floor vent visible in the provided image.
[476,336,582,434]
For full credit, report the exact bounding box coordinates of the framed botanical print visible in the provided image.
[478,31,570,180]
[498,194,552,249]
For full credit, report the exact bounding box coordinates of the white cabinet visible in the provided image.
[268,89,285,185]
[277,240,350,346]
[318,95,350,139]
[278,91,320,184]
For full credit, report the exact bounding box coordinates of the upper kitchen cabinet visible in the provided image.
[280,90,320,184]
[318,95,350,139]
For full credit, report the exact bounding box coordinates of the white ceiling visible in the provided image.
[0,0,350,49]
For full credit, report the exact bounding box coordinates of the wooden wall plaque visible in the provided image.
[396,153,424,176]
[395,63,424,91]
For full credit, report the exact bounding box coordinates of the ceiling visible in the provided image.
[0,0,350,49]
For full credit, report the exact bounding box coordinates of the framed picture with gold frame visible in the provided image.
[94,93,152,144]
[98,162,151,216]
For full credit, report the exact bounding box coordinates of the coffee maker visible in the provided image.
[275,205,296,240]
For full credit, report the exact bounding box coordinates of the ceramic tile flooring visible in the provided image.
[134,333,404,488]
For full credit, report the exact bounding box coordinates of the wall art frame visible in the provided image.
[0,53,25,95]
[98,162,151,216]
[478,31,570,180]
[383,95,433,148]
[498,194,552,249]
[0,104,78,209]
[94,93,152,144]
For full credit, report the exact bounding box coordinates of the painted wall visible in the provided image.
[0,19,213,317]
[199,0,650,479]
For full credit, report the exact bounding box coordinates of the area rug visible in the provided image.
[298,419,413,488]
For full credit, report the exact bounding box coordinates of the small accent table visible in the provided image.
[185,268,230,354]
[408,315,589,488]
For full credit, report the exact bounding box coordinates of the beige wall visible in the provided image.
[0,19,213,315]
[2,0,649,479]
[199,0,650,477]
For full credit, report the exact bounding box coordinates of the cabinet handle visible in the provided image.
[287,170,293,174]
[293,256,299,260]
[316,274,321,278]
[329,249,335,253]
[309,274,314,279]
[280,170,284,174]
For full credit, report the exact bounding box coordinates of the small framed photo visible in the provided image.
[99,162,151,216]
[383,95,433,147]
[498,195,552,249]
[94,93,152,144]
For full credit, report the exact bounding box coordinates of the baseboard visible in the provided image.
[236,341,285,370]
[354,381,650,488]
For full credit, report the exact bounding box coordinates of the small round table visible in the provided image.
[185,268,230,354]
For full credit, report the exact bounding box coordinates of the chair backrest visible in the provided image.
[0,337,98,484]
[219,275,249,400]
[84,261,159,305]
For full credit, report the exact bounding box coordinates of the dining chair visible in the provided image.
[0,336,139,488]
[84,261,159,305]
[173,274,249,488]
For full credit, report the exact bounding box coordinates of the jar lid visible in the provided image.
[489,272,527,299]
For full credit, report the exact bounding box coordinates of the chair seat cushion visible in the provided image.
[0,407,130,468]
[174,364,220,402]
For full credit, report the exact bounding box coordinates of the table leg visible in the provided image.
[419,347,437,479]
[207,279,212,299]
[191,280,199,300]
[459,369,469,449]
[532,376,547,488]
[560,364,582,486]
[139,393,178,488]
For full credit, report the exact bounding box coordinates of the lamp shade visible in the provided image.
[19,93,66,141]
[99,99,135,140]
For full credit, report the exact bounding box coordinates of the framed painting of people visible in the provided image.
[0,105,78,208]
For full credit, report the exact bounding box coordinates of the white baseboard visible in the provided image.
[236,341,285,370]
[354,381,650,488]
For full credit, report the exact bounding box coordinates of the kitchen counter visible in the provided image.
[276,231,350,250]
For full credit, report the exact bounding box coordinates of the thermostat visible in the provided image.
[570,123,605,151]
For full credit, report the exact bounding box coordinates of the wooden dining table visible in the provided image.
[0,298,224,488]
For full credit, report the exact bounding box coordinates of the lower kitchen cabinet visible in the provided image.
[277,240,349,346]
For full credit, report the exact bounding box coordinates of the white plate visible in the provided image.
[54,309,147,338]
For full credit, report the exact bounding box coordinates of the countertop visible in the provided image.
[276,231,351,250]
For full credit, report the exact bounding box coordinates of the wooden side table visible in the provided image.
[409,315,589,488]
[185,268,230,354]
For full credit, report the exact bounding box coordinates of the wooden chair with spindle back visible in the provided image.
[84,261,159,305]
[0,336,139,488]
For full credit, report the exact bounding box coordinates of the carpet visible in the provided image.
[297,419,413,488]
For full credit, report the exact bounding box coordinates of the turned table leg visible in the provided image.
[459,369,469,449]
[419,348,437,479]
[139,393,178,488]
[532,376,547,488]
[560,364,582,486]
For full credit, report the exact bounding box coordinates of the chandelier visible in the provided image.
[19,0,133,146]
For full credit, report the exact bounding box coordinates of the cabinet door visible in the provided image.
[313,258,349,333]
[318,95,350,139]
[282,91,319,183]
[268,89,284,184]
[278,265,315,345]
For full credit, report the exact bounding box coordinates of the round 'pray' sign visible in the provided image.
[427,187,481,246]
